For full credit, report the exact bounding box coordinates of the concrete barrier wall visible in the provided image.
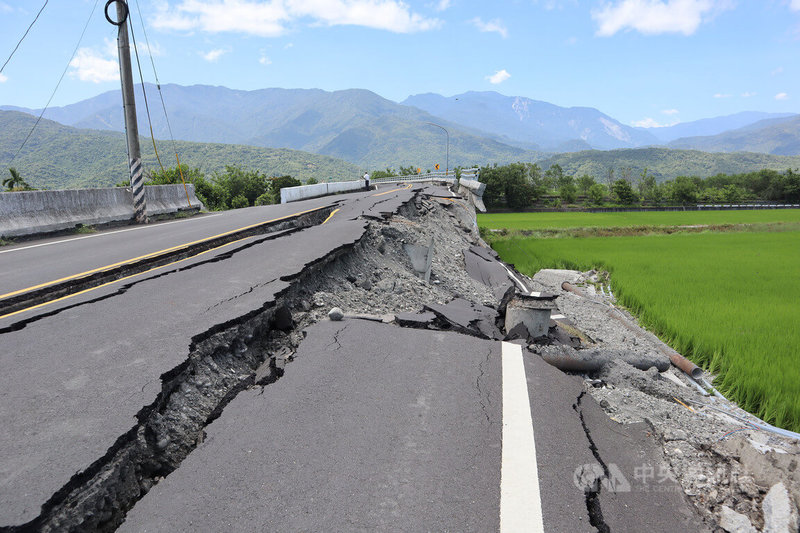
[280,180,366,203]
[459,178,486,196]
[0,184,203,238]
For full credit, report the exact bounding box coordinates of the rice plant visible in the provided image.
[491,231,800,432]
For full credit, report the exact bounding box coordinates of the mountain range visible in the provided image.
[2,85,800,189]
[5,85,799,161]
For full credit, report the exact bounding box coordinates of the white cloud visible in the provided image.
[741,91,756,97]
[259,54,272,65]
[535,0,578,9]
[152,0,441,36]
[713,92,731,98]
[0,2,13,13]
[432,0,452,11]
[486,69,511,84]
[284,42,294,49]
[771,66,784,76]
[469,17,508,38]
[592,0,732,37]
[775,92,789,100]
[565,36,578,45]
[661,108,679,114]
[0,72,7,83]
[791,0,800,11]
[632,117,678,128]
[69,47,119,83]
[202,48,228,61]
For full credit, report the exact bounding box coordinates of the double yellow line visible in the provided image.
[0,206,327,321]
[1,185,417,322]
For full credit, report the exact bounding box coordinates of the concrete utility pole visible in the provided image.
[108,0,146,223]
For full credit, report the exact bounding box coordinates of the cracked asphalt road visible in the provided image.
[0,182,704,531]
[0,186,412,529]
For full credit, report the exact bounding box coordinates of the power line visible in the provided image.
[0,0,49,76]
[12,0,101,162]
[132,0,192,206]
[133,0,180,157]
[127,7,165,173]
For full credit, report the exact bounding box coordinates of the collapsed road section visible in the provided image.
[1,182,797,532]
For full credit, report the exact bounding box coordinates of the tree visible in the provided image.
[3,168,31,191]
[577,174,596,194]
[371,168,395,179]
[479,163,536,210]
[306,177,319,185]
[611,179,638,205]
[604,167,615,189]
[670,176,698,205]
[543,164,564,191]
[638,171,658,205]
[587,183,606,206]
[559,184,578,204]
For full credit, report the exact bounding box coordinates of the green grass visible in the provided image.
[491,229,800,433]
[478,209,800,231]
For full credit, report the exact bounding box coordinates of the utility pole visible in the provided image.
[425,122,449,177]
[107,0,146,223]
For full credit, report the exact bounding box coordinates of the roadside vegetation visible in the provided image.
[3,168,33,191]
[478,162,800,210]
[482,211,800,432]
[119,164,304,211]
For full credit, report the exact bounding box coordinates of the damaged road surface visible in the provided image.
[1,182,705,532]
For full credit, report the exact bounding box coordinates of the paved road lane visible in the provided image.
[120,320,503,533]
[0,185,416,528]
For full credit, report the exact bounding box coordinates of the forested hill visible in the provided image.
[0,111,362,190]
[539,147,800,182]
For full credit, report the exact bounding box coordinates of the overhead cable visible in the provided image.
[12,0,101,162]
[0,0,49,76]
[126,7,165,174]
[133,0,192,206]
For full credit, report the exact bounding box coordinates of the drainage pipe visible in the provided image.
[695,402,800,441]
[560,281,703,379]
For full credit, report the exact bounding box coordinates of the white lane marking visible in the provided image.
[501,341,545,533]
[501,264,531,294]
[551,314,566,320]
[0,214,223,255]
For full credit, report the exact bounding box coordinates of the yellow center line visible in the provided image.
[0,205,326,302]
[0,237,251,322]
[372,183,413,197]
[321,208,340,225]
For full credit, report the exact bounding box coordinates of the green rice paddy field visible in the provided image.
[479,210,800,432]
[480,209,800,230]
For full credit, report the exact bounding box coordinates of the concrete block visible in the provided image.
[504,294,558,338]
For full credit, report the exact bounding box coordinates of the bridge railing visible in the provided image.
[371,171,455,184]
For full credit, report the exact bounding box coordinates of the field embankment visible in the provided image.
[481,210,800,432]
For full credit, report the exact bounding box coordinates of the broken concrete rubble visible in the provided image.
[531,267,800,532]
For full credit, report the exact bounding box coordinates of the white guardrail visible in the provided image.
[281,170,477,204]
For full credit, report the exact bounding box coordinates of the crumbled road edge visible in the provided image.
[529,269,800,533]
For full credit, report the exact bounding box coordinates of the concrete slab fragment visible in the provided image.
[424,298,503,340]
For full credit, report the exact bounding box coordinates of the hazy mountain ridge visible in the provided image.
[642,111,797,142]
[667,115,800,155]
[401,91,660,151]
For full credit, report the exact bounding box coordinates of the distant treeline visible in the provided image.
[478,163,800,210]
[132,165,309,211]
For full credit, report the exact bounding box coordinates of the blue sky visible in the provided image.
[1,0,799,128]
